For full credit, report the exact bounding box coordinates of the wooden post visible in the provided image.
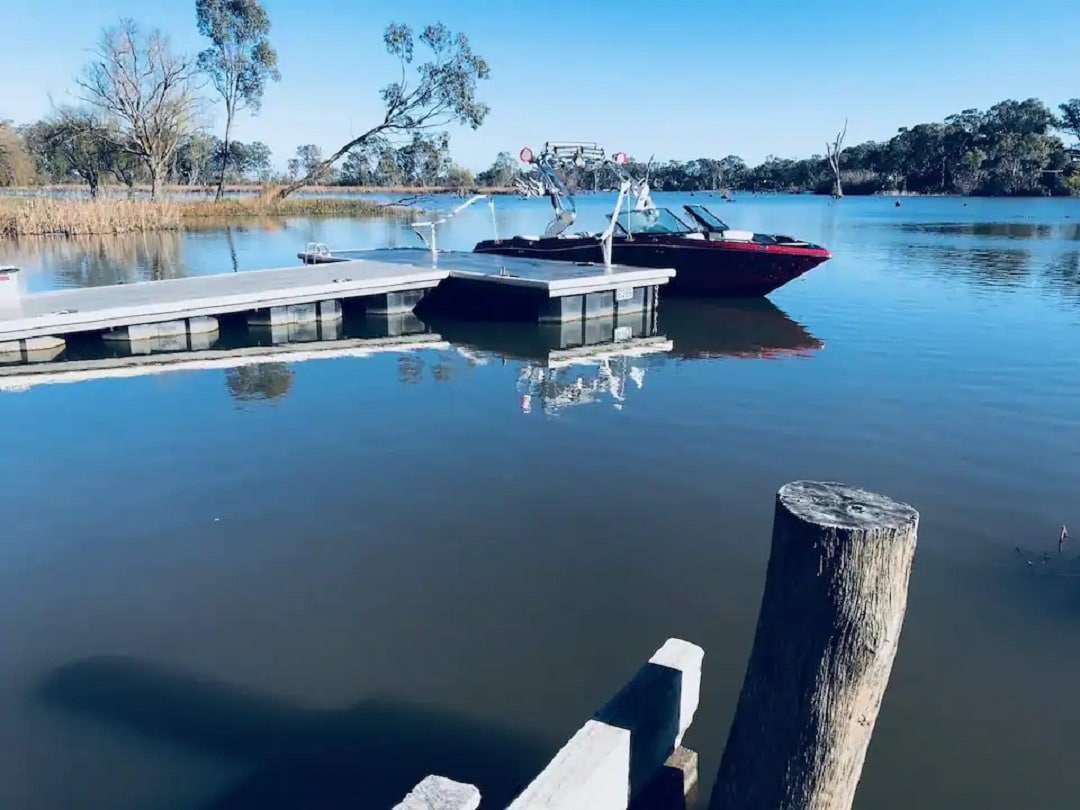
[709,481,919,810]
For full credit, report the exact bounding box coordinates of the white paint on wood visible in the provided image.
[392,775,481,810]
[508,638,703,810]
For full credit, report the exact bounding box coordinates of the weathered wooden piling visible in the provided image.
[709,481,919,810]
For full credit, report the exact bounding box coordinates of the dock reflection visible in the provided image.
[0,299,823,406]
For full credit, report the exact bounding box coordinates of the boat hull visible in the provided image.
[473,235,829,298]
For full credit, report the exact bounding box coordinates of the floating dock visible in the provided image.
[298,247,675,324]
[0,261,445,344]
[0,248,674,359]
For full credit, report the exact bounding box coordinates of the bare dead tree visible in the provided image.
[274,23,489,199]
[825,119,848,198]
[76,19,197,199]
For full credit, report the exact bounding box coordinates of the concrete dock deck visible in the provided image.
[299,247,675,297]
[0,261,448,343]
[298,248,675,323]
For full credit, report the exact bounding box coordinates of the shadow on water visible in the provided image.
[38,656,551,810]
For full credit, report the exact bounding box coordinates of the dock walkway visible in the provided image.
[0,261,446,343]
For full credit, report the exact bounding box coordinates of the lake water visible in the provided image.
[2,192,1079,809]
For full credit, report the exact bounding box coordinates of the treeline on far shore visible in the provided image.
[4,97,1080,202]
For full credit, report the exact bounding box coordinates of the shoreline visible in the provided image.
[0,183,520,196]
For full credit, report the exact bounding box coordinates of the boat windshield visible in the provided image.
[683,204,729,231]
[614,208,693,235]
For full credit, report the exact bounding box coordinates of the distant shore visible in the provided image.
[0,183,520,196]
[3,184,1074,239]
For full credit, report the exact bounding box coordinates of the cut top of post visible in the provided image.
[778,480,918,531]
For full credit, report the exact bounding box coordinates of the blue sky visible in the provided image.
[2,0,1078,172]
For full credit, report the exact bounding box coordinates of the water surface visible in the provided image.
[2,193,1079,809]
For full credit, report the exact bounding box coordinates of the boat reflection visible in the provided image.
[424,313,670,415]
[424,298,822,414]
[658,298,824,360]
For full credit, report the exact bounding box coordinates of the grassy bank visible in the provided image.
[0,194,409,237]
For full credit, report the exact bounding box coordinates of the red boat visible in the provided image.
[472,142,831,298]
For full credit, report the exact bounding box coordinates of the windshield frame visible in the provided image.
[613,207,695,236]
[682,204,729,231]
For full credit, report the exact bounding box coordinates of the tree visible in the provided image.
[477,150,518,187]
[25,108,115,195]
[207,137,271,182]
[275,22,489,198]
[444,164,474,190]
[825,120,847,198]
[0,121,36,186]
[76,19,197,199]
[175,130,217,185]
[1059,99,1080,145]
[234,140,272,180]
[196,0,280,200]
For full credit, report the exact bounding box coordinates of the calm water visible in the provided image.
[2,193,1079,809]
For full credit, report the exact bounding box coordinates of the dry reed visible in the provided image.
[0,196,182,237]
[0,193,410,238]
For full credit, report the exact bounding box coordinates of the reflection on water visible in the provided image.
[889,243,1034,287]
[0,299,822,414]
[896,221,1080,240]
[3,195,1080,810]
[6,231,188,289]
[225,364,294,404]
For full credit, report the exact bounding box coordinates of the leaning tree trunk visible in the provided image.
[710,481,919,810]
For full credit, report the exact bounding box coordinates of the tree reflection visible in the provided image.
[225,363,294,404]
[396,354,424,385]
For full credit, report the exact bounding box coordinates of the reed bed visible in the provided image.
[178,194,401,219]
[0,197,183,237]
[0,192,410,237]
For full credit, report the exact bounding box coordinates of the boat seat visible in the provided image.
[719,230,754,241]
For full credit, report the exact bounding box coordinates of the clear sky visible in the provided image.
[2,0,1078,172]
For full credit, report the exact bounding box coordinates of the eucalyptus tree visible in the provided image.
[1059,99,1080,145]
[196,0,280,199]
[276,22,490,198]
